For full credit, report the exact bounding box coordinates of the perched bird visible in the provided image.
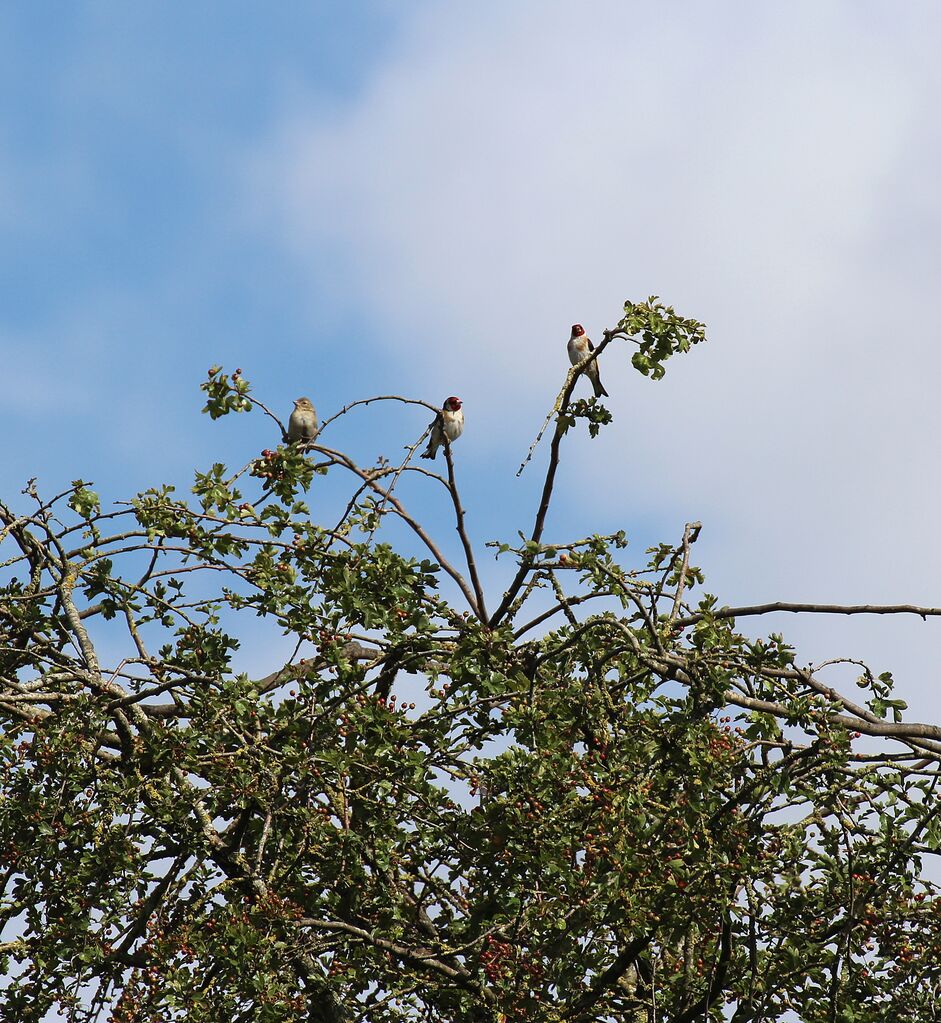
[421,396,464,460]
[567,324,609,398]
[286,397,319,444]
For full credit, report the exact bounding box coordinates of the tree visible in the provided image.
[1,298,940,1023]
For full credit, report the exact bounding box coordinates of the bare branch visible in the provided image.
[316,395,439,438]
[442,436,488,621]
[669,520,702,623]
[311,442,484,619]
[492,333,615,627]
[676,600,941,629]
[245,393,288,439]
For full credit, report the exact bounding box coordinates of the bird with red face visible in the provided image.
[421,396,464,460]
[567,324,609,398]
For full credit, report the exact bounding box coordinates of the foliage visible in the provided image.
[611,297,706,381]
[1,302,940,1022]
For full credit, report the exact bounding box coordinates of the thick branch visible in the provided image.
[726,692,941,750]
[565,931,652,1020]
[672,917,733,1023]
[677,601,941,628]
[297,917,493,1002]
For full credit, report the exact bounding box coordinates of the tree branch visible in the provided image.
[443,436,488,622]
[565,931,653,1020]
[312,443,484,618]
[492,334,614,627]
[677,601,941,628]
[669,520,701,623]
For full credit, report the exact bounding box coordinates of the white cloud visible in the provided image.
[251,1,941,718]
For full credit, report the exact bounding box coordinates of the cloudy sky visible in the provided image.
[2,2,941,718]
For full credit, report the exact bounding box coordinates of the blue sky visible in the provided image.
[3,2,941,718]
[0,4,404,479]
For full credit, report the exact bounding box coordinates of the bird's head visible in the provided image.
[294,397,313,410]
[444,396,462,411]
[571,324,585,338]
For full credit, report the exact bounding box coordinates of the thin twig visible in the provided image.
[246,394,288,439]
[492,333,615,628]
[515,338,612,478]
[443,436,488,622]
[317,395,439,438]
[310,442,483,619]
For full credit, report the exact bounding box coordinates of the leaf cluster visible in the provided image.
[1,300,939,1022]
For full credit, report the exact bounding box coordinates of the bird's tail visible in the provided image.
[594,379,609,399]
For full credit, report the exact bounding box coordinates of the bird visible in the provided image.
[421,396,464,460]
[567,324,608,398]
[286,397,319,445]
